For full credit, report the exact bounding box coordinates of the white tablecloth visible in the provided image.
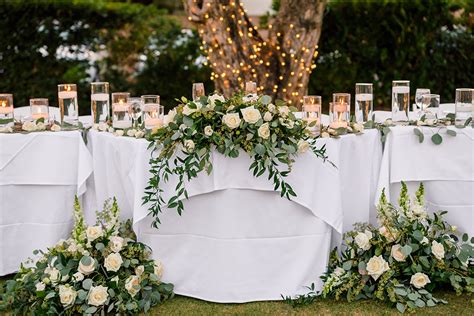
[84,129,381,302]
[376,126,474,235]
[0,131,93,275]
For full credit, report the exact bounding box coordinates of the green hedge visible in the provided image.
[309,0,473,110]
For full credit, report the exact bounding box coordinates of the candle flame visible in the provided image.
[66,85,71,92]
[119,99,124,105]
[1,101,6,107]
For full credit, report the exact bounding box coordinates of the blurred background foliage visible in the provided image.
[0,0,472,114]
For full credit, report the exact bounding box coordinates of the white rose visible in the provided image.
[204,125,213,136]
[384,119,393,126]
[0,126,13,133]
[88,285,108,306]
[321,132,330,138]
[73,272,84,282]
[78,258,95,276]
[366,255,390,281]
[263,111,273,122]
[22,121,36,132]
[134,130,145,138]
[257,123,270,140]
[98,122,108,131]
[104,253,123,272]
[59,285,77,306]
[164,108,177,126]
[297,140,310,154]
[92,123,99,130]
[410,272,431,289]
[183,139,195,153]
[355,231,372,251]
[426,119,436,126]
[154,260,164,279]
[391,244,407,262]
[48,267,60,283]
[135,265,145,276]
[115,130,124,137]
[35,282,46,292]
[109,236,124,253]
[107,127,114,133]
[352,123,364,133]
[127,129,137,137]
[267,103,276,113]
[222,113,241,129]
[421,237,429,245]
[125,275,141,297]
[51,124,61,132]
[241,106,262,124]
[379,226,397,242]
[36,122,46,130]
[67,241,78,253]
[431,240,445,260]
[279,118,294,129]
[278,105,290,117]
[86,226,103,242]
[182,105,195,116]
[208,94,225,109]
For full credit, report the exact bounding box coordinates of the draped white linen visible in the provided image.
[376,126,474,235]
[84,129,381,302]
[0,131,93,275]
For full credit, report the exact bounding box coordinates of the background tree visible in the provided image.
[184,0,327,108]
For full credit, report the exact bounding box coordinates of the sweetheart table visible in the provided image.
[0,131,93,275]
[84,129,381,302]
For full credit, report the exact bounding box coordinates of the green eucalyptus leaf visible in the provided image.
[431,133,442,145]
[446,129,457,136]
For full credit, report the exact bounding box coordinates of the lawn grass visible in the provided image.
[1,275,472,315]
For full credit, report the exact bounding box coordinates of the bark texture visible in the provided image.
[184,0,326,107]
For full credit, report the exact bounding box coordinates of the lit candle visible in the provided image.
[329,97,348,128]
[31,109,48,120]
[0,100,12,114]
[145,110,163,129]
[113,99,129,112]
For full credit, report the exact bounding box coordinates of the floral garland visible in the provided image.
[0,198,174,315]
[0,118,72,133]
[143,93,330,227]
[90,122,147,139]
[284,183,473,312]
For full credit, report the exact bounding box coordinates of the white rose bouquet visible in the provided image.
[286,183,473,312]
[143,92,331,227]
[0,197,173,315]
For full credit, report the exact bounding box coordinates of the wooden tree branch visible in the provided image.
[183,0,327,108]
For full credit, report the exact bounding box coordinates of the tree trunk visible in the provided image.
[184,0,326,108]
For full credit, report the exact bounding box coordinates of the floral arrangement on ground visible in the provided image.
[0,198,173,315]
[285,183,473,312]
[143,92,331,226]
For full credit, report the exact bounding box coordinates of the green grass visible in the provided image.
[1,276,472,315]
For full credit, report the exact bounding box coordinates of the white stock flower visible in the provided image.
[35,282,46,292]
[366,255,390,281]
[297,140,310,154]
[263,111,273,121]
[98,122,108,131]
[278,105,290,117]
[431,240,445,260]
[88,285,108,306]
[109,236,124,253]
[86,226,103,242]
[257,123,270,139]
[410,272,430,289]
[127,129,137,137]
[164,108,177,125]
[78,258,95,275]
[222,113,241,129]
[125,275,141,297]
[135,265,145,276]
[391,244,407,262]
[115,130,124,137]
[154,260,164,279]
[355,230,372,251]
[204,125,213,136]
[104,253,123,272]
[73,272,84,282]
[183,139,195,153]
[321,132,330,138]
[379,226,397,242]
[51,124,61,132]
[241,106,262,124]
[412,202,427,218]
[267,103,276,113]
[59,285,77,306]
[208,94,225,109]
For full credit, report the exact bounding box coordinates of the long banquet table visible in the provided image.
[84,129,382,302]
[0,131,93,275]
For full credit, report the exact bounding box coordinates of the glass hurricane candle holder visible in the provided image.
[142,95,163,129]
[30,98,49,121]
[112,92,131,129]
[392,80,410,123]
[329,93,350,129]
[455,88,473,126]
[302,95,322,135]
[355,83,373,122]
[245,81,257,96]
[421,94,440,119]
[58,84,78,125]
[128,97,143,128]
[0,94,14,126]
[91,82,110,124]
[192,83,205,101]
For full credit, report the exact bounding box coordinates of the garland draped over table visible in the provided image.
[143,93,330,227]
